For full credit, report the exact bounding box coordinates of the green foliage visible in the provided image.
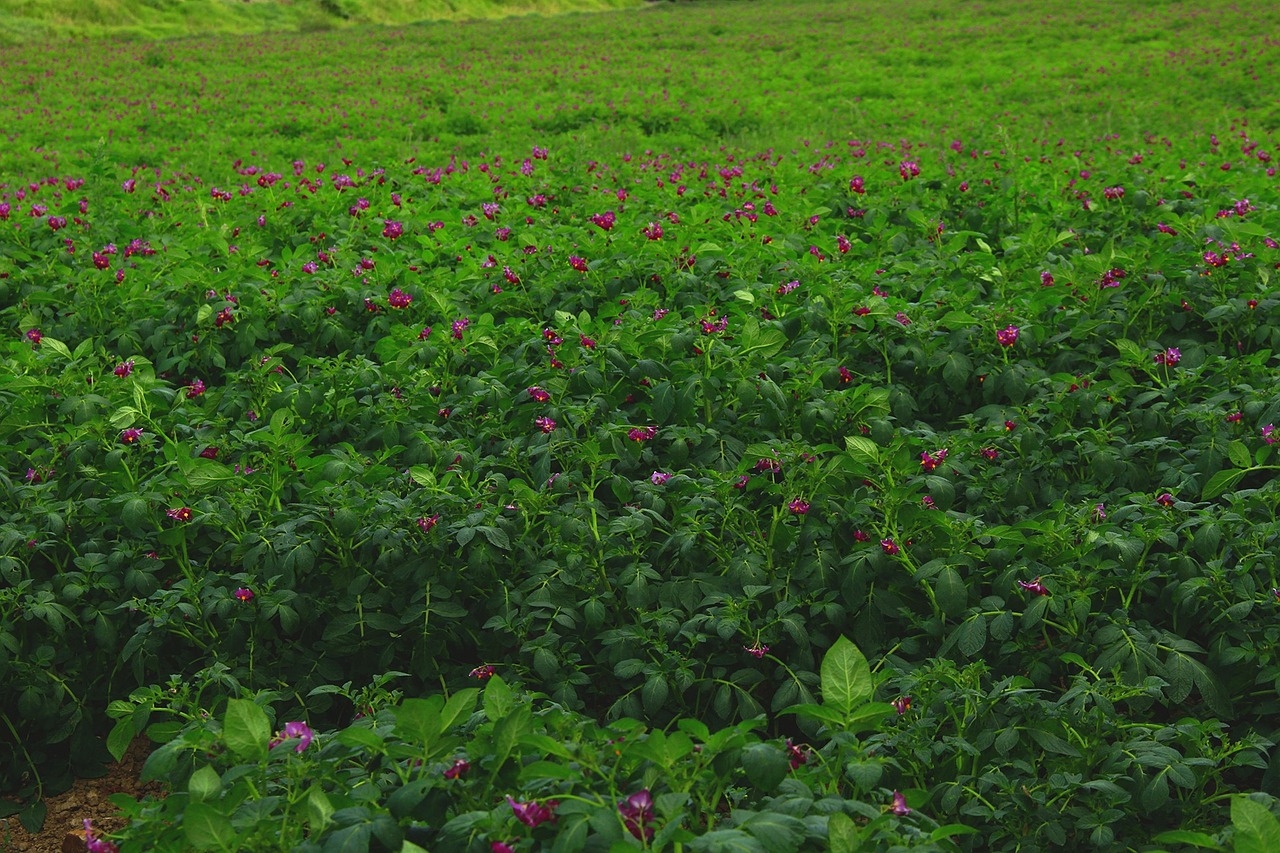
[1,0,1280,848]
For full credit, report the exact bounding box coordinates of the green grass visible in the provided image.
[0,0,642,44]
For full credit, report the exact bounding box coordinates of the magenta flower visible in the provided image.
[895,311,911,326]
[451,317,471,340]
[1018,577,1049,596]
[83,819,119,853]
[535,416,557,434]
[417,514,440,533]
[744,641,769,659]
[1103,186,1125,200]
[785,739,809,770]
[113,359,135,378]
[1154,347,1182,366]
[569,255,588,272]
[470,664,496,679]
[618,790,655,841]
[270,721,314,753]
[166,507,193,523]
[980,447,999,461]
[892,695,912,715]
[919,449,948,472]
[590,211,616,231]
[881,538,899,556]
[199,446,219,460]
[25,328,42,346]
[491,844,515,853]
[507,796,557,828]
[382,220,404,239]
[853,529,870,542]
[388,288,412,309]
[443,758,470,779]
[890,791,912,816]
[628,426,658,442]
[1263,424,1277,444]
[788,498,810,515]
[650,471,671,486]
[1226,411,1243,423]
[996,325,1019,347]
[234,587,254,603]
[733,474,750,489]
[898,160,920,181]
[186,379,206,398]
[1093,503,1107,522]
[120,428,143,445]
[1156,492,1176,507]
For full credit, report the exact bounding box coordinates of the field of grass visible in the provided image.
[0,0,640,44]
[2,0,1280,850]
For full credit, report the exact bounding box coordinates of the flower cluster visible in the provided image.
[269,721,315,753]
[919,449,948,472]
[996,325,1019,347]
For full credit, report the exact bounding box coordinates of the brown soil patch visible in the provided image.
[1,739,164,853]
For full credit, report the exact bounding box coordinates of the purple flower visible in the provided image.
[892,695,912,715]
[234,587,254,603]
[527,386,550,403]
[1093,503,1107,522]
[443,758,470,779]
[270,721,314,753]
[451,317,471,340]
[569,255,588,272]
[535,416,557,434]
[881,538,899,556]
[618,790,655,841]
[744,641,769,659]
[650,471,671,486]
[166,507,193,522]
[895,311,911,326]
[84,819,119,853]
[382,220,404,240]
[470,664,496,679]
[507,796,557,828]
[890,790,912,816]
[1156,492,1176,507]
[113,360,135,378]
[25,328,42,346]
[788,498,810,515]
[388,288,412,309]
[1263,424,1277,444]
[120,428,143,445]
[186,379,206,398]
[1154,347,1182,366]
[785,739,809,770]
[491,844,515,853]
[417,514,440,533]
[1018,577,1049,596]
[996,325,1019,347]
[627,426,657,442]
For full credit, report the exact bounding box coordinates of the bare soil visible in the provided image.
[1,740,163,853]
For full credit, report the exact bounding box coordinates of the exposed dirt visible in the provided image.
[1,740,164,853]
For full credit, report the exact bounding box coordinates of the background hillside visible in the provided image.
[0,0,642,43]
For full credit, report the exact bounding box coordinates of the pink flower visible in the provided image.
[199,446,219,460]
[1093,503,1107,522]
[919,449,948,472]
[234,587,254,603]
[1018,577,1049,596]
[25,329,42,346]
[491,844,515,853]
[853,530,870,542]
[628,426,657,442]
[880,538,899,555]
[1156,492,1176,507]
[996,325,1019,347]
[980,447,999,461]
[443,758,470,779]
[388,288,412,308]
[618,790,655,841]
[120,428,143,445]
[527,386,550,402]
[270,721,314,753]
[890,791,912,816]
[417,514,440,533]
[650,471,671,485]
[186,379,206,398]
[166,507,193,522]
[1226,411,1243,423]
[569,255,588,272]
[507,796,557,828]
[895,311,911,326]
[1264,424,1277,444]
[788,498,810,515]
[469,664,496,679]
[785,739,809,770]
[892,696,912,715]
[1154,347,1181,366]
[83,819,119,853]
[590,211,616,231]
[898,160,920,181]
[744,642,769,659]
[1103,186,1125,200]
[113,360,135,378]
[382,220,404,239]
[535,416,556,434]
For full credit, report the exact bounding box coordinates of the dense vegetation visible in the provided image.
[3,0,1280,849]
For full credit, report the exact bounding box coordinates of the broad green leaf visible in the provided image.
[820,636,872,716]
[1232,797,1280,853]
[741,743,789,792]
[1202,468,1246,500]
[106,718,134,763]
[845,435,879,466]
[1150,829,1224,850]
[828,812,860,853]
[930,824,980,841]
[183,801,236,851]
[308,787,335,831]
[223,699,269,761]
[394,697,442,746]
[187,765,221,801]
[936,567,967,616]
[440,687,479,731]
[1228,440,1253,470]
[484,674,515,721]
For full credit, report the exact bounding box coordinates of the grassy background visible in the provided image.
[0,0,642,43]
